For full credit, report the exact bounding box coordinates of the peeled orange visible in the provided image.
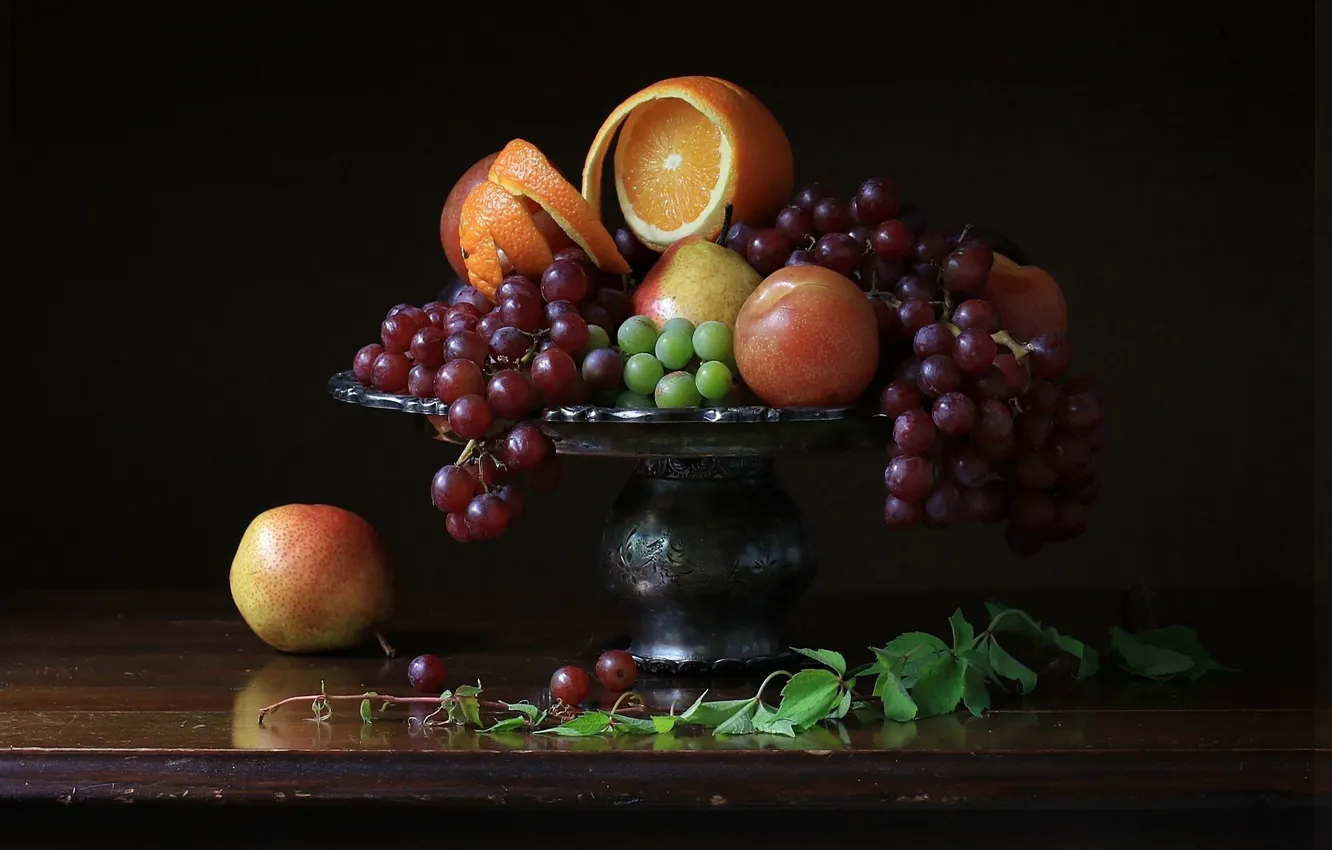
[488,140,628,275]
[455,140,629,298]
[582,76,795,252]
[457,179,553,299]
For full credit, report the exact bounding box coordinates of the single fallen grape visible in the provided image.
[585,324,611,353]
[662,317,696,338]
[594,649,638,691]
[550,665,591,705]
[617,315,659,356]
[655,371,702,408]
[624,352,665,395]
[615,390,656,409]
[407,654,447,694]
[654,331,694,370]
[691,321,733,362]
[694,360,733,401]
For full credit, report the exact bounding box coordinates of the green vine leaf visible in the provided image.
[910,655,966,718]
[961,660,990,717]
[949,609,975,651]
[791,647,847,677]
[536,711,612,737]
[502,701,540,720]
[610,715,659,736]
[359,698,374,723]
[773,669,843,731]
[714,701,760,735]
[679,692,757,729]
[479,716,527,734]
[651,715,678,734]
[869,649,918,721]
[1110,626,1224,680]
[989,638,1038,694]
[454,682,483,698]
[753,702,796,737]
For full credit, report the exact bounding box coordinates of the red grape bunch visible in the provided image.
[724,178,1103,557]
[349,242,647,544]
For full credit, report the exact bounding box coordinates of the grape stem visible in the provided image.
[373,630,396,658]
[990,329,1031,361]
[940,321,1032,362]
[455,439,479,465]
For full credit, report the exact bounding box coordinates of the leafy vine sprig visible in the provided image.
[256,602,1226,739]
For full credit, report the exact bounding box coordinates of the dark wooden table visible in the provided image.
[2,587,1324,847]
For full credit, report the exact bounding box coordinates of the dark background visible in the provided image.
[12,3,1317,603]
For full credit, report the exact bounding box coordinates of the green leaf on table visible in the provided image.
[961,660,991,718]
[830,687,854,721]
[989,638,1038,694]
[359,698,375,723]
[910,655,966,718]
[773,669,843,731]
[610,715,658,736]
[959,646,995,681]
[536,711,612,737]
[986,602,1099,680]
[949,609,976,651]
[879,632,949,684]
[714,701,760,736]
[985,601,1046,641]
[1110,626,1203,680]
[502,701,540,721]
[651,715,677,734]
[753,702,796,737]
[679,692,758,728]
[479,715,527,734]
[1133,626,1226,679]
[791,647,847,677]
[870,648,919,721]
[454,696,483,727]
[1043,626,1101,679]
[454,682,483,698]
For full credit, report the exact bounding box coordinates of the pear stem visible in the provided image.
[374,630,396,658]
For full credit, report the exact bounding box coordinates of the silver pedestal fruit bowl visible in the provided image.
[329,372,890,676]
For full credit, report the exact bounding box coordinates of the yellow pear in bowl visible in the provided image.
[630,236,761,329]
[230,504,395,654]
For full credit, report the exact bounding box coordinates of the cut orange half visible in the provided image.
[457,180,553,300]
[489,139,629,274]
[582,76,794,252]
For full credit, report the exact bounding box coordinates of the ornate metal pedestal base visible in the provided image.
[600,457,815,676]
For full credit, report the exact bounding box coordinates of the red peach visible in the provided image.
[733,264,879,407]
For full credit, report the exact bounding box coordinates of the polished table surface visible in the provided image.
[1,587,1324,823]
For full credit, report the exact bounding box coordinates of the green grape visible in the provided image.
[615,389,656,409]
[694,360,733,401]
[655,371,702,408]
[584,324,610,353]
[691,321,733,362]
[661,317,696,338]
[617,315,659,356]
[623,352,665,395]
[655,331,694,370]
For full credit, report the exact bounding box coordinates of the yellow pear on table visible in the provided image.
[230,504,395,654]
[630,236,761,329]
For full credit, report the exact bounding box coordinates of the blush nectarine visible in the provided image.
[733,265,879,408]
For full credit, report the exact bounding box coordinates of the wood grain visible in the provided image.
[1,588,1324,810]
